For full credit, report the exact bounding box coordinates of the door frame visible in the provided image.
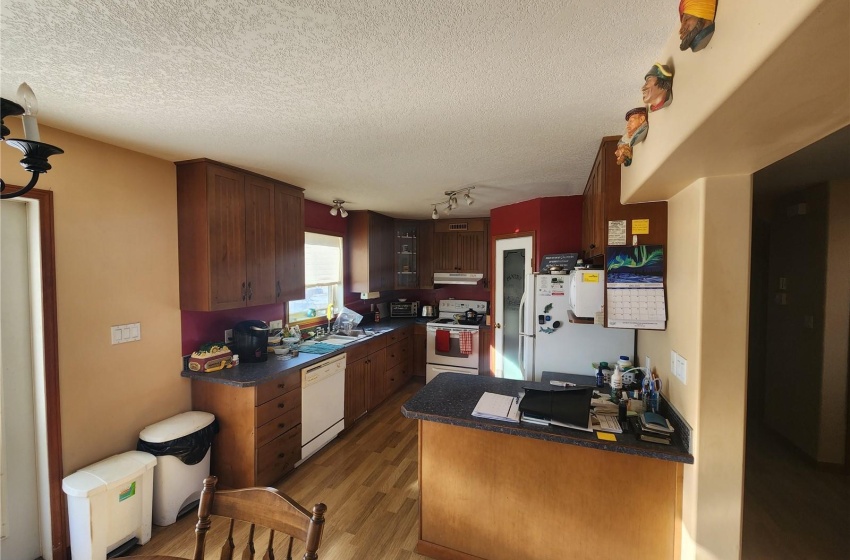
[3,187,66,559]
[491,232,535,378]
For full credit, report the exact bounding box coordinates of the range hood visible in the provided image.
[433,272,484,285]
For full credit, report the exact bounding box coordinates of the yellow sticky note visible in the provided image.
[632,219,649,235]
[596,432,617,441]
[583,273,600,283]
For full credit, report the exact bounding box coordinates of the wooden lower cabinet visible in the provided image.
[413,323,427,377]
[191,369,302,489]
[345,326,414,429]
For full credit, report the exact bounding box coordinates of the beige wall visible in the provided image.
[819,180,850,464]
[638,177,752,560]
[1,121,189,473]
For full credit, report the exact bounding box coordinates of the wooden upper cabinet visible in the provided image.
[418,220,434,289]
[432,219,489,275]
[177,159,305,311]
[244,175,277,306]
[274,184,306,303]
[349,211,394,293]
[581,137,667,262]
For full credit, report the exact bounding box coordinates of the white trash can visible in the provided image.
[62,450,156,560]
[137,411,216,526]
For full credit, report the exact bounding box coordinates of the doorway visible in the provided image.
[0,188,65,560]
[494,234,534,379]
[742,127,850,559]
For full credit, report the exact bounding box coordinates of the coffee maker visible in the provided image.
[233,320,270,362]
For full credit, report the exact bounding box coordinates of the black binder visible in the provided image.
[519,386,593,427]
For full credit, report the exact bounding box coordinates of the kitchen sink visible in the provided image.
[321,334,366,346]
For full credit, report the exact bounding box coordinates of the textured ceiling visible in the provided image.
[1,0,671,219]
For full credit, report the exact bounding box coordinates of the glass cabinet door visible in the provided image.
[396,222,418,289]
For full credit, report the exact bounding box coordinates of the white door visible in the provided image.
[494,236,533,378]
[1,200,43,560]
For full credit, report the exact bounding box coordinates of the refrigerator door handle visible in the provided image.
[518,289,534,337]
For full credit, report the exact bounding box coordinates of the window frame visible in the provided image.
[286,230,344,326]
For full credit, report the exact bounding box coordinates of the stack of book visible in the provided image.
[633,411,675,445]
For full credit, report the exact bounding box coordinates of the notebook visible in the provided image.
[519,386,593,428]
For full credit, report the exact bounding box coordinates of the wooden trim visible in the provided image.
[174,158,304,192]
[488,231,536,355]
[13,188,68,559]
[415,540,488,560]
[674,462,684,560]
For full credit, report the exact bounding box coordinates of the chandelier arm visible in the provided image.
[0,171,40,199]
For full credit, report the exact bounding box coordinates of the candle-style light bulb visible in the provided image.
[17,82,40,141]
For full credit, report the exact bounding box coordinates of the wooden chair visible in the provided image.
[193,475,327,560]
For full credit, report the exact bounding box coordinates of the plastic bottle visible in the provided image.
[617,355,633,370]
[610,364,623,399]
[596,363,605,388]
[374,309,381,323]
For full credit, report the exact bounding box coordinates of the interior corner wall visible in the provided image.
[818,180,850,464]
[1,121,187,474]
[637,176,752,560]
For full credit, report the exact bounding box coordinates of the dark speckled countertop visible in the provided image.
[181,319,417,387]
[401,372,693,464]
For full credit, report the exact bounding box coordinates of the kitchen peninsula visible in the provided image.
[401,373,691,560]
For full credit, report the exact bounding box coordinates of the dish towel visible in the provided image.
[459,331,473,355]
[435,329,451,352]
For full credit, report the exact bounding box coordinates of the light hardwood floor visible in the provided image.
[741,424,850,560]
[130,379,429,560]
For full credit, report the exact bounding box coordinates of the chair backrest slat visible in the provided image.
[193,476,327,560]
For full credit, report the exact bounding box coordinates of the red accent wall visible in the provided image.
[490,196,583,269]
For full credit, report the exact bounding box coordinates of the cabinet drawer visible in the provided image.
[365,336,387,355]
[255,406,301,448]
[385,362,409,396]
[346,343,371,363]
[256,369,301,405]
[256,426,301,487]
[386,326,412,345]
[386,338,411,369]
[256,387,301,427]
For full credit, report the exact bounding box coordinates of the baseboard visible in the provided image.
[415,540,487,560]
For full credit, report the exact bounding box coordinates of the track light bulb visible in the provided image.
[432,207,438,219]
[329,205,338,216]
[340,207,348,218]
[464,192,474,205]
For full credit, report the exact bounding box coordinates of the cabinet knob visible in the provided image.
[278,402,285,409]
[278,383,286,389]
[495,323,501,329]
[241,282,247,301]
[276,281,281,299]
[278,422,286,429]
[278,452,286,459]
[247,281,253,300]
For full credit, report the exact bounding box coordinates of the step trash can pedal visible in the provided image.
[63,450,156,560]
[137,411,217,526]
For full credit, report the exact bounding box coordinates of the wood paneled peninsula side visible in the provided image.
[401,373,691,560]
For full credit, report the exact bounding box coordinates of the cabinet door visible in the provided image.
[365,348,387,410]
[418,220,434,289]
[244,175,277,306]
[344,357,367,427]
[456,231,485,273]
[207,165,248,310]
[413,324,427,377]
[433,232,458,272]
[275,185,306,303]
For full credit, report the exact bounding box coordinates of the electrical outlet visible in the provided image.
[673,353,687,384]
[224,329,233,344]
[269,320,283,330]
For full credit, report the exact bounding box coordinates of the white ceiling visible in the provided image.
[1,0,672,219]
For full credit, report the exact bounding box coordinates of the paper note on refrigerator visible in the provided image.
[605,245,666,330]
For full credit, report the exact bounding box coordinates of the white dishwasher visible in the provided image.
[298,353,346,466]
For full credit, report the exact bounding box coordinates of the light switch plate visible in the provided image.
[111,322,141,344]
[674,353,687,384]
[670,350,678,375]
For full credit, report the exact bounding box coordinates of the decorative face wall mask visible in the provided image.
[615,107,648,167]
[642,63,674,112]
[678,0,717,52]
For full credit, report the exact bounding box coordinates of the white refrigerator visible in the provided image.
[516,273,635,381]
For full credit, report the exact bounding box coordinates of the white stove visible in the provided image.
[426,299,488,382]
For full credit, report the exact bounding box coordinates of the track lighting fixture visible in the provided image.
[430,186,475,219]
[329,199,348,218]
